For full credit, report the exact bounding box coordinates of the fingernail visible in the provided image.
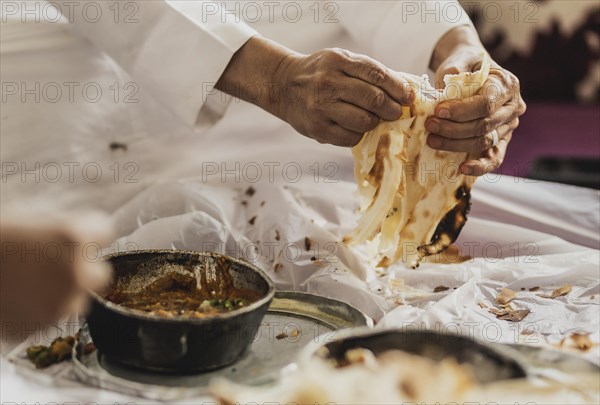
[437,108,450,119]
[426,120,440,133]
[428,136,442,148]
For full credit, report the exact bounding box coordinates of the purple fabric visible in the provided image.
[497,103,600,177]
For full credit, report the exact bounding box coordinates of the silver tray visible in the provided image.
[72,291,372,401]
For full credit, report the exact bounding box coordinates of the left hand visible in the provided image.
[425,48,526,176]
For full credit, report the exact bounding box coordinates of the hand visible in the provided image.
[216,38,413,147]
[274,48,414,146]
[1,216,112,340]
[427,28,526,176]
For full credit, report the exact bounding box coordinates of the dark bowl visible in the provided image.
[86,250,274,373]
[303,328,527,383]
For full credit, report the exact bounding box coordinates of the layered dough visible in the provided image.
[344,54,491,268]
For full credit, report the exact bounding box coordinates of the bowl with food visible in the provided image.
[302,328,527,383]
[86,250,274,373]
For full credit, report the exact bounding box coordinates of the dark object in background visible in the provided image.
[528,157,600,189]
[87,250,274,373]
[467,2,600,103]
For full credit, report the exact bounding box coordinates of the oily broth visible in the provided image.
[103,271,262,318]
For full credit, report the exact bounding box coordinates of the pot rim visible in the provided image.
[89,249,275,325]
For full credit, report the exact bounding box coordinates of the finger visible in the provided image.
[434,72,513,122]
[77,259,113,291]
[460,132,513,176]
[427,120,515,153]
[321,122,365,147]
[335,78,403,121]
[325,101,380,133]
[426,100,522,139]
[340,51,414,105]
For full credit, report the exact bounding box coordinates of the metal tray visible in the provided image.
[72,291,372,401]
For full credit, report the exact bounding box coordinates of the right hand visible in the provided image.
[274,48,414,147]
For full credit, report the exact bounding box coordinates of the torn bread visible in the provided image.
[344,53,491,268]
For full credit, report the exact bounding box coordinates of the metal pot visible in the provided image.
[86,250,274,373]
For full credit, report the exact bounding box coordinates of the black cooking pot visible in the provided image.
[86,250,274,373]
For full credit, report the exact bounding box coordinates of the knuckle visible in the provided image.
[325,48,348,63]
[479,135,493,151]
[366,65,388,85]
[492,67,512,85]
[517,99,527,116]
[357,112,378,131]
[482,97,495,116]
[367,89,386,110]
[509,72,520,89]
[483,160,498,174]
[476,118,493,136]
[366,114,379,129]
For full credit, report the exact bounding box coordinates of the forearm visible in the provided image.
[215,36,297,120]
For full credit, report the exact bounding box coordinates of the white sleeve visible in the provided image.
[336,0,472,74]
[53,0,257,131]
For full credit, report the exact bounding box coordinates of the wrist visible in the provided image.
[216,36,299,120]
[430,25,483,72]
[269,52,303,122]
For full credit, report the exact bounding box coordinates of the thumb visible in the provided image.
[434,58,473,90]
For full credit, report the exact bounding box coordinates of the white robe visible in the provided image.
[1,0,471,211]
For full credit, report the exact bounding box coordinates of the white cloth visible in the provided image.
[1,1,598,403]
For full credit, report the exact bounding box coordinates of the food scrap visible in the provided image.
[109,141,128,152]
[26,336,76,369]
[274,263,283,272]
[245,186,255,197]
[274,229,280,241]
[276,332,287,340]
[496,288,517,305]
[538,284,572,299]
[561,332,597,352]
[488,304,530,322]
[497,309,530,322]
[248,215,257,225]
[528,286,540,291]
[304,236,313,251]
[433,285,449,293]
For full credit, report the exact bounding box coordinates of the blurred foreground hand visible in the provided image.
[1,213,113,341]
